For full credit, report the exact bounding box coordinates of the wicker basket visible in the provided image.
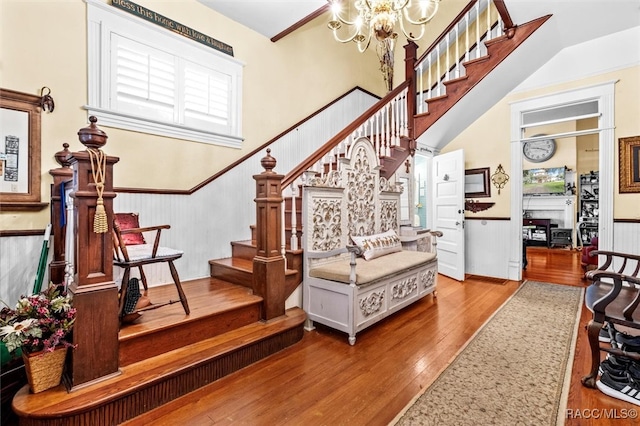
[22,347,67,393]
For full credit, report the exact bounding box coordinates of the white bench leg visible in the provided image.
[304,318,315,331]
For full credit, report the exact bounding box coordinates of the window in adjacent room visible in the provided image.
[86,0,244,147]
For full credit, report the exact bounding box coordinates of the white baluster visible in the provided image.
[290,182,298,251]
[281,197,287,265]
[436,44,441,97]
[418,62,424,114]
[475,2,481,58]
[390,99,396,148]
[465,13,470,63]
[455,25,460,78]
[445,33,450,83]
[385,104,391,157]
[402,88,408,136]
[428,55,432,104]
[486,0,491,40]
[64,186,75,290]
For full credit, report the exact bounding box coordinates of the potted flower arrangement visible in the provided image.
[0,283,76,393]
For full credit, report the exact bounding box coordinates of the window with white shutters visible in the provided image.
[87,0,243,147]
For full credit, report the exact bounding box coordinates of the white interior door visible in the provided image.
[432,149,465,281]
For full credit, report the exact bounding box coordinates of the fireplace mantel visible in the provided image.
[523,195,575,230]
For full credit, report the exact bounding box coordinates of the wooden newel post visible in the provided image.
[404,40,418,153]
[49,143,73,285]
[67,117,121,389]
[253,149,286,321]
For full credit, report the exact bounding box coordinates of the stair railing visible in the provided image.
[280,80,411,257]
[276,0,516,265]
[415,0,512,114]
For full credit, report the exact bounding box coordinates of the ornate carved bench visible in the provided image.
[302,137,440,345]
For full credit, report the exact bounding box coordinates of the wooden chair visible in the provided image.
[112,213,190,321]
[581,250,640,388]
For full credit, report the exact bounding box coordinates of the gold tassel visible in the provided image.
[88,149,108,234]
[94,197,108,234]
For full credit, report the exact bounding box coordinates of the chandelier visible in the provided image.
[328,0,441,53]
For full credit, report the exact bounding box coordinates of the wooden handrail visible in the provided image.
[281,80,411,189]
[493,0,514,30]
[416,0,515,66]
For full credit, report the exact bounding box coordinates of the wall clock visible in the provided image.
[523,136,556,163]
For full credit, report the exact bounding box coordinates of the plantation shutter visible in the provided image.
[113,35,176,123]
[184,61,232,133]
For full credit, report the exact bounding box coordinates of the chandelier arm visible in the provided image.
[399,17,426,41]
[333,13,362,27]
[356,29,373,53]
[402,1,440,26]
[332,27,362,44]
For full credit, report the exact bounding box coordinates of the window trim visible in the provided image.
[85,0,244,147]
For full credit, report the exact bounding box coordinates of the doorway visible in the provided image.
[509,81,616,281]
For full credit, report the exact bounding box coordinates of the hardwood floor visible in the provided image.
[121,247,638,426]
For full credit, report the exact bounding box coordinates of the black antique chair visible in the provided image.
[112,213,190,322]
[581,250,640,388]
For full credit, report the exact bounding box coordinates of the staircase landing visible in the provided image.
[11,278,305,425]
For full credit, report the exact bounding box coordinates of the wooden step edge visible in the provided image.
[443,74,469,86]
[118,296,264,343]
[461,54,490,67]
[230,239,255,247]
[12,308,306,420]
[484,33,510,47]
[208,257,252,271]
[425,93,448,103]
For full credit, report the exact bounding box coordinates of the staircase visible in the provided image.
[10,1,552,424]
[209,194,304,301]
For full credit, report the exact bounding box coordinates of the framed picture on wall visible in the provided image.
[619,135,640,193]
[465,167,491,198]
[0,88,46,211]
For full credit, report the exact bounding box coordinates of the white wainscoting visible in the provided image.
[0,235,49,306]
[612,221,640,273]
[466,219,639,281]
[112,89,378,287]
[464,218,511,279]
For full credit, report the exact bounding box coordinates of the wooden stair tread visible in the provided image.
[210,256,298,276]
[12,307,306,418]
[118,279,262,342]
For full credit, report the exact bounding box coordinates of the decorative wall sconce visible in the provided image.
[39,86,55,113]
[491,164,509,195]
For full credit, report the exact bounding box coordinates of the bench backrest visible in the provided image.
[302,137,403,267]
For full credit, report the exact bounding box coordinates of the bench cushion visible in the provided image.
[309,250,436,285]
[351,229,402,260]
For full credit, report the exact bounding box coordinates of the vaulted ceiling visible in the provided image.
[197,0,639,50]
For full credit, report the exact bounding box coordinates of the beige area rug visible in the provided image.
[392,280,584,426]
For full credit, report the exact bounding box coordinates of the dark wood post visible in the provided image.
[66,117,121,389]
[253,149,286,320]
[49,143,73,285]
[404,40,418,150]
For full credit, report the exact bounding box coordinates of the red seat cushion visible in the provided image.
[114,213,146,245]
